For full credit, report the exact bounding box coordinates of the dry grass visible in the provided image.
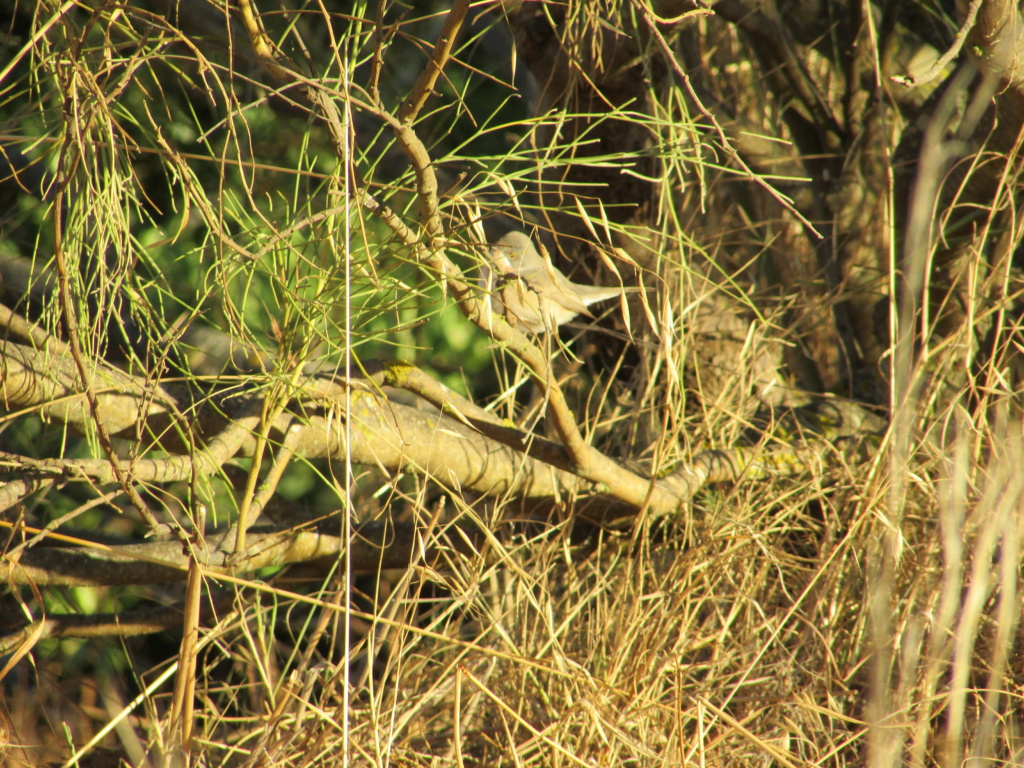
[2,1,1024,767]
[8,320,1021,768]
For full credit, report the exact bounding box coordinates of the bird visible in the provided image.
[482,230,632,333]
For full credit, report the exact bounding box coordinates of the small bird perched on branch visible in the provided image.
[483,230,632,333]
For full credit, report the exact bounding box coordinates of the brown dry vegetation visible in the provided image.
[1,0,1023,766]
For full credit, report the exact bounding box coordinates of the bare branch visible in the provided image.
[0,520,461,587]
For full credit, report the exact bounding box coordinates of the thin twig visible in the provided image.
[891,0,981,87]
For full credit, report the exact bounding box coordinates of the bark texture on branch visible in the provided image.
[0,521,442,586]
[0,339,613,508]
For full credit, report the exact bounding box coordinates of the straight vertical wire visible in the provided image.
[342,58,353,768]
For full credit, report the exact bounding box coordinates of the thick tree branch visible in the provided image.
[0,520,436,587]
[0,340,616,505]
